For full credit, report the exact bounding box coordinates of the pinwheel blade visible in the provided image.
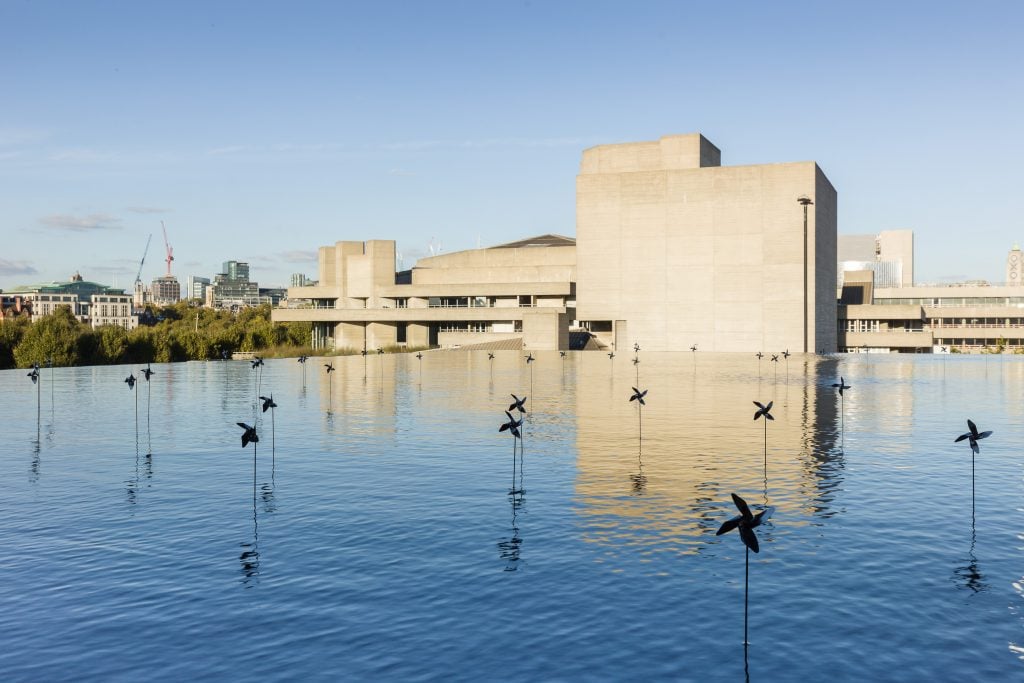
[731,493,753,521]
[716,516,741,536]
[739,525,760,553]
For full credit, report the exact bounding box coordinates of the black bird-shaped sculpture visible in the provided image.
[717,493,773,553]
[259,395,277,413]
[633,342,641,353]
[509,394,527,414]
[324,363,334,374]
[608,352,615,360]
[237,422,259,448]
[125,373,136,390]
[28,365,39,384]
[416,352,423,360]
[690,344,698,353]
[297,355,308,364]
[560,351,567,358]
[142,365,154,381]
[525,353,534,364]
[499,411,523,439]
[488,352,495,360]
[832,377,850,395]
[756,351,764,360]
[251,357,263,369]
[955,419,993,455]
[782,349,790,360]
[630,387,647,405]
[753,401,773,421]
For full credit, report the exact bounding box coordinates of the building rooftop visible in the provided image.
[490,234,576,249]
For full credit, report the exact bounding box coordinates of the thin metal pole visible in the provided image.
[744,546,750,646]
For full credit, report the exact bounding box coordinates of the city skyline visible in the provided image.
[3,1,1023,290]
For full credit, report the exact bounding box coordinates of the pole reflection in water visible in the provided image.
[498,448,525,572]
[29,436,41,484]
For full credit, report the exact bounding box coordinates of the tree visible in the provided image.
[13,306,83,367]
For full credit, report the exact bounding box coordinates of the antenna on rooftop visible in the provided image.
[428,238,435,257]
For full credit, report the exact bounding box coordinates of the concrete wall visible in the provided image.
[576,133,838,353]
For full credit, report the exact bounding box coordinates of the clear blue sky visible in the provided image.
[2,0,1022,290]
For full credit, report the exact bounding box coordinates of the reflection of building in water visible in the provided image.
[573,354,840,554]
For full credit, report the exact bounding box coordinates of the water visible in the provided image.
[1,352,1022,681]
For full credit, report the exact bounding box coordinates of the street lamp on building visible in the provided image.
[798,196,814,354]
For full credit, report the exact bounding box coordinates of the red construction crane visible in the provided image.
[161,220,174,276]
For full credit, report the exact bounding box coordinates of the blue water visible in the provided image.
[1,352,1022,681]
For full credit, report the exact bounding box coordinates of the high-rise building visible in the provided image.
[209,261,262,308]
[838,229,914,288]
[187,275,211,301]
[151,274,181,304]
[291,273,311,287]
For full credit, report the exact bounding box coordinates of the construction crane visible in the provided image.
[134,234,152,286]
[161,220,174,276]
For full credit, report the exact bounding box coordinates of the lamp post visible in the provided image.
[798,196,814,354]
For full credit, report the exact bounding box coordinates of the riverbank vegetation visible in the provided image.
[0,302,313,369]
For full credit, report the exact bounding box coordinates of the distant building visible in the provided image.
[291,273,312,287]
[208,260,267,308]
[1,272,137,329]
[838,229,914,289]
[151,274,181,304]
[187,275,211,301]
[1006,245,1023,286]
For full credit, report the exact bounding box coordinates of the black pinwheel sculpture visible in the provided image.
[955,419,992,456]
[488,352,495,360]
[956,419,993,513]
[608,351,615,360]
[238,422,259,448]
[125,373,136,390]
[297,355,308,384]
[630,386,648,452]
[832,377,850,395]
[753,401,773,468]
[717,492,774,646]
[509,394,527,414]
[259,395,278,460]
[633,342,641,353]
[499,411,523,440]
[832,377,851,439]
[238,422,259,495]
[324,363,335,410]
[28,364,40,385]
[142,365,154,382]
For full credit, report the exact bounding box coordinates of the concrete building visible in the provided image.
[839,272,1024,353]
[1006,245,1023,285]
[838,229,914,288]
[272,236,576,351]
[575,133,837,353]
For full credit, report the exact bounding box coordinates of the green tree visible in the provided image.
[13,306,83,367]
[0,317,30,369]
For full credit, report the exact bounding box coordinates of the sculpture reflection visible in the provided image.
[575,353,841,555]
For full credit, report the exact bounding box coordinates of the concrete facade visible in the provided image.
[272,236,577,351]
[839,279,1024,353]
[576,134,837,353]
